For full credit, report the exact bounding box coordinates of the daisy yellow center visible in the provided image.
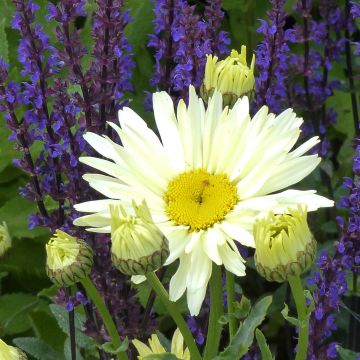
[165,169,238,231]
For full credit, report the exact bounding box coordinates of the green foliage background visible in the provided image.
[0,0,358,359]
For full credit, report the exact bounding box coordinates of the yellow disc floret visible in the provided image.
[165,169,238,231]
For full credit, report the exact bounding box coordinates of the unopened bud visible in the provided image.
[200,46,255,107]
[111,200,169,276]
[0,222,11,259]
[46,230,93,287]
[0,338,27,360]
[254,206,316,283]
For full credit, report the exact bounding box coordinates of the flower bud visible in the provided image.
[110,200,169,276]
[200,46,255,107]
[46,230,93,287]
[0,222,11,259]
[0,338,27,359]
[254,206,316,283]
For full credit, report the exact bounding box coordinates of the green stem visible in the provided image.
[81,277,128,360]
[145,272,202,360]
[225,271,236,340]
[288,275,309,360]
[204,265,224,360]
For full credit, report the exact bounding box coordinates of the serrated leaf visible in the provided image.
[49,304,85,334]
[281,303,298,327]
[0,293,46,336]
[337,345,360,360]
[14,337,64,360]
[215,296,272,360]
[255,329,274,360]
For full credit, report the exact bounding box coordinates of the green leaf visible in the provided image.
[234,295,251,319]
[13,337,64,360]
[29,311,67,353]
[215,296,272,360]
[0,293,46,336]
[49,304,85,334]
[255,329,274,360]
[281,303,298,327]
[124,0,154,52]
[143,354,181,360]
[0,196,49,239]
[49,304,94,350]
[337,345,360,360]
[100,338,129,354]
[64,338,83,360]
[0,18,9,63]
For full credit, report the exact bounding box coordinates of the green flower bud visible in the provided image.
[254,206,316,283]
[0,338,27,360]
[0,222,11,259]
[200,46,255,107]
[46,230,93,287]
[110,200,169,276]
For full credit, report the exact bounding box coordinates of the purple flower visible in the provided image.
[148,0,229,104]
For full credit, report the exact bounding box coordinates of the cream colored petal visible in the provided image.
[74,199,122,213]
[218,242,246,276]
[162,226,190,265]
[203,226,223,265]
[257,155,321,195]
[153,91,185,172]
[83,132,123,163]
[187,283,209,316]
[131,275,146,284]
[220,221,255,247]
[266,189,334,212]
[73,212,110,227]
[169,255,191,302]
[132,339,153,357]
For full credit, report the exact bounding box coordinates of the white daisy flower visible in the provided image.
[73,86,333,315]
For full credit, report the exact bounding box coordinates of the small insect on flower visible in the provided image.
[0,222,11,259]
[200,45,256,106]
[0,338,27,359]
[254,206,316,282]
[46,230,93,287]
[133,328,190,360]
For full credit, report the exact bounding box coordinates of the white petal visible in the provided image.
[218,243,246,277]
[203,226,223,265]
[169,255,190,302]
[162,226,190,265]
[131,275,146,284]
[257,155,321,195]
[187,285,208,316]
[74,199,121,213]
[152,91,185,172]
[266,189,334,212]
[220,221,255,247]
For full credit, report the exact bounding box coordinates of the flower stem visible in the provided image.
[204,265,224,360]
[288,275,309,360]
[66,288,76,360]
[225,270,236,339]
[145,272,202,360]
[80,277,128,360]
